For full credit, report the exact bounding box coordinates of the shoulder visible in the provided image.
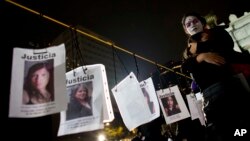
[210,26,228,34]
[23,90,30,104]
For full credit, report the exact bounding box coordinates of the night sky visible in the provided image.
[1,0,249,140]
[2,0,249,64]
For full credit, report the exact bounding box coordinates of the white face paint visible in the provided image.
[184,16,204,36]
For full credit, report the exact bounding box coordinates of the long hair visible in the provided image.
[23,61,54,100]
[163,95,178,109]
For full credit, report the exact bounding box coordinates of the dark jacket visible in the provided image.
[182,26,250,91]
[66,97,92,120]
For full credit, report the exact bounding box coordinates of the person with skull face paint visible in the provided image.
[181,12,250,141]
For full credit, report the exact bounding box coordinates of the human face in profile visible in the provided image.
[31,67,50,90]
[75,86,88,101]
[184,16,204,35]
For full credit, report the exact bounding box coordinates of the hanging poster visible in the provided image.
[188,92,206,126]
[58,64,112,136]
[157,85,190,124]
[112,72,152,131]
[9,44,67,118]
[139,77,160,121]
[186,94,200,120]
[195,95,206,126]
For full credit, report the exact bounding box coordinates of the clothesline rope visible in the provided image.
[5,0,192,80]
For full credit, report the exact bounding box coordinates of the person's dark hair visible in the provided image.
[181,12,207,28]
[24,61,54,100]
[163,95,178,109]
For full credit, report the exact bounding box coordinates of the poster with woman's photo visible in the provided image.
[58,64,113,136]
[66,81,93,120]
[9,44,68,118]
[157,85,190,124]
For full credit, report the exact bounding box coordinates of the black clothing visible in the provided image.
[182,26,250,91]
[131,136,141,141]
[181,26,250,141]
[66,98,92,120]
[166,107,181,116]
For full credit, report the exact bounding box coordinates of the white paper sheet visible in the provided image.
[9,44,67,118]
[157,85,190,124]
[112,72,152,131]
[186,94,199,120]
[58,64,112,136]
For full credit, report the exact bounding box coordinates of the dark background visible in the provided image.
[2,0,249,63]
[1,0,249,141]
